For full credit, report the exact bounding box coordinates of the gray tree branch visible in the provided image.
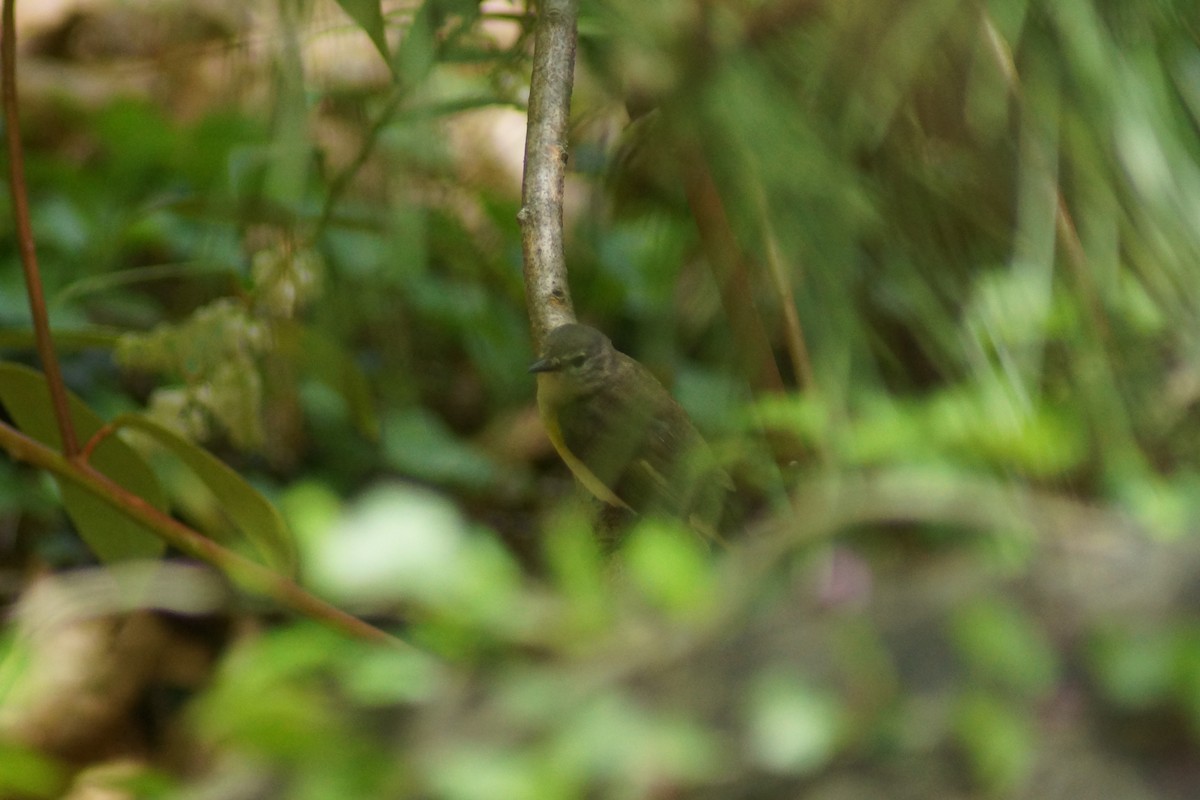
[519,0,579,348]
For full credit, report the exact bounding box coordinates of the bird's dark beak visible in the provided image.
[528,356,559,374]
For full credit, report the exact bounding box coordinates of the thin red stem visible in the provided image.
[0,417,402,645]
[2,0,80,456]
[80,421,118,463]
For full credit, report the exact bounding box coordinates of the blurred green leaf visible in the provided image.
[542,510,612,637]
[279,479,343,566]
[951,598,1059,698]
[838,397,931,465]
[620,519,717,622]
[744,669,843,775]
[954,691,1035,795]
[382,408,505,493]
[194,626,357,761]
[450,534,526,632]
[756,386,1086,476]
[495,667,585,729]
[337,645,443,706]
[93,99,176,185]
[1115,470,1194,540]
[310,482,522,634]
[334,0,391,64]
[428,745,546,800]
[1174,632,1200,733]
[928,388,1087,476]
[112,413,296,575]
[751,394,831,445]
[0,362,167,563]
[392,0,439,82]
[0,742,64,798]
[1088,626,1180,708]
[553,692,723,788]
[311,482,470,607]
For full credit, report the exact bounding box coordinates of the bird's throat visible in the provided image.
[536,373,630,510]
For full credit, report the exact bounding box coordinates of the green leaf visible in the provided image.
[552,692,723,785]
[0,362,167,563]
[337,644,442,706]
[310,483,471,607]
[279,480,342,563]
[1087,626,1178,708]
[954,691,1035,795]
[391,0,438,81]
[542,510,612,637]
[428,745,544,800]
[620,519,716,622]
[744,670,843,775]
[928,389,1087,477]
[382,408,503,492]
[0,742,65,798]
[951,598,1059,698]
[334,0,390,64]
[111,413,297,575]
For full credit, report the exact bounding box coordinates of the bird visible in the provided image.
[529,323,733,540]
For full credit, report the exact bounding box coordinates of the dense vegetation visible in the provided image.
[3,0,1200,797]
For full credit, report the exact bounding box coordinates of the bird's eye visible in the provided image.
[568,354,587,368]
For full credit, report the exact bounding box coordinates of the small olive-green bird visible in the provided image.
[529,323,733,539]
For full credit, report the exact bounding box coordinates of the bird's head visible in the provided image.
[528,323,615,398]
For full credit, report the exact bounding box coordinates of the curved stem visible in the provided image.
[79,421,118,463]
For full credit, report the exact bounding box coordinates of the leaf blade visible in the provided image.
[0,362,166,562]
[113,414,297,576]
[334,0,391,64]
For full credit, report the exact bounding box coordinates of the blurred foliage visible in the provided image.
[2,0,1200,797]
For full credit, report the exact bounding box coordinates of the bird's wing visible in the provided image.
[632,382,732,522]
[555,371,652,506]
[558,355,731,527]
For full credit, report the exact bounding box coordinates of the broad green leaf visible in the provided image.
[0,362,166,563]
[954,691,1036,794]
[112,413,297,576]
[335,0,390,64]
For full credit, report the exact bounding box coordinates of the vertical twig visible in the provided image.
[979,7,1109,342]
[2,0,79,456]
[756,189,815,391]
[682,159,785,394]
[518,0,579,348]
